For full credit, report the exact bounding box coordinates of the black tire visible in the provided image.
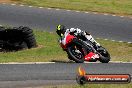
[97,46,111,63]
[18,26,33,35]
[19,41,28,49]
[24,36,37,48]
[3,41,28,51]
[0,40,4,49]
[0,26,37,52]
[19,26,37,48]
[67,54,74,61]
[24,33,34,38]
[0,27,6,40]
[67,38,88,63]
[13,41,28,50]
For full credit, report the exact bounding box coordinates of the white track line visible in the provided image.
[0,62,55,64]
[96,38,131,44]
[96,38,100,39]
[39,7,43,9]
[66,10,71,12]
[29,6,33,8]
[93,12,97,14]
[0,61,132,64]
[104,39,108,40]
[104,14,108,16]
[84,61,132,63]
[128,42,132,44]
[11,4,16,6]
[85,12,89,13]
[112,40,115,42]
[20,4,24,6]
[47,8,52,10]
[112,15,116,17]
[118,41,123,43]
[76,11,80,13]
[84,62,100,63]
[56,9,60,10]
[120,16,124,18]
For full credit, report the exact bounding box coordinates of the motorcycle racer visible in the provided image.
[56,25,101,62]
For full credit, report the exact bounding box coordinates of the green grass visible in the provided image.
[12,0,132,16]
[0,30,131,63]
[41,83,132,88]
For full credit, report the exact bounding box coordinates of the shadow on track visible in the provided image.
[51,60,75,63]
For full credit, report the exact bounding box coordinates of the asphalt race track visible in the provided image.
[0,3,132,87]
[0,4,132,42]
[0,63,132,87]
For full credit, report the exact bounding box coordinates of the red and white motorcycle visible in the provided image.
[59,33,110,63]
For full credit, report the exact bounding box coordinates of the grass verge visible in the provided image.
[0,30,131,63]
[11,0,132,16]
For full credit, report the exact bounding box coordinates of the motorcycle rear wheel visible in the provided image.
[67,39,88,63]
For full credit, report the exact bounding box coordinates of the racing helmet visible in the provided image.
[56,25,66,37]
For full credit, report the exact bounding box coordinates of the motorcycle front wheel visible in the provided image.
[97,46,111,63]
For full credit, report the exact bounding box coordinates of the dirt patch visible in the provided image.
[0,0,12,3]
